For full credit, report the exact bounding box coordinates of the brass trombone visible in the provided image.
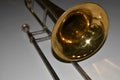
[22,0,108,80]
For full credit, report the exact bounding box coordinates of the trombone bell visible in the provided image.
[52,3,108,62]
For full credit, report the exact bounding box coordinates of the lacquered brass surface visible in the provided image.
[52,3,108,62]
[23,0,109,79]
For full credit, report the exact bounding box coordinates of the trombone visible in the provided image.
[22,0,108,80]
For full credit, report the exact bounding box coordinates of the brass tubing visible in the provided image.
[24,0,51,35]
[35,36,50,42]
[23,0,108,80]
[72,62,91,80]
[22,24,60,80]
[31,30,46,35]
[34,0,92,79]
[35,0,64,22]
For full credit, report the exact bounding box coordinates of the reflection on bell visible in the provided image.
[52,2,108,62]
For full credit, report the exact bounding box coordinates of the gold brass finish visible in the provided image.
[23,0,108,80]
[52,3,108,62]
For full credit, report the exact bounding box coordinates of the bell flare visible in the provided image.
[52,2,108,62]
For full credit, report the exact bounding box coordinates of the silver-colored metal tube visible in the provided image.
[24,0,92,80]
[22,24,60,80]
[35,36,50,42]
[31,30,45,35]
[72,62,92,80]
